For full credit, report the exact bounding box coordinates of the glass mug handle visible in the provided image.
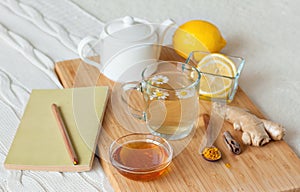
[121,81,146,121]
[78,36,100,68]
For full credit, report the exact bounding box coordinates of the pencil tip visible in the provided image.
[73,159,78,165]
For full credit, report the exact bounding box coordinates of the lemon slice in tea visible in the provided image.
[197,53,237,98]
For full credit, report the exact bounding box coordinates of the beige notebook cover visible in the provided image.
[4,86,109,172]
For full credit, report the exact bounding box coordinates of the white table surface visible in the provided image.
[0,0,299,191]
[73,0,300,156]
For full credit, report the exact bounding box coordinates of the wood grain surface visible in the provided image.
[55,47,300,192]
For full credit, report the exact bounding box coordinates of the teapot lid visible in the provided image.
[103,16,154,41]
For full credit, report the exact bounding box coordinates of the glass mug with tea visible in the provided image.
[121,61,201,140]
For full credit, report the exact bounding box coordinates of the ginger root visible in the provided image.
[216,104,286,146]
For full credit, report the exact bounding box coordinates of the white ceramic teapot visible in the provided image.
[78,16,175,82]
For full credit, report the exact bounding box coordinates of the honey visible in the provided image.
[111,140,171,181]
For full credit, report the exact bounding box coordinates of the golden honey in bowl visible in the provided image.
[110,134,173,181]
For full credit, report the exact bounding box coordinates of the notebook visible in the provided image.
[4,86,109,172]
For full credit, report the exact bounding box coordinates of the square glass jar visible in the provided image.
[186,51,245,103]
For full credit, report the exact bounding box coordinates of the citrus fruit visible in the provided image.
[197,53,236,98]
[173,20,226,59]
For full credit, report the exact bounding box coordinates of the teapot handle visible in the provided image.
[78,36,100,68]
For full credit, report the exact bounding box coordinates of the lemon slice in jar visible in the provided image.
[197,53,237,98]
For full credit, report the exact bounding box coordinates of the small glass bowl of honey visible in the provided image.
[109,133,173,181]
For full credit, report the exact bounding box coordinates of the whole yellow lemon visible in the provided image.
[173,20,226,59]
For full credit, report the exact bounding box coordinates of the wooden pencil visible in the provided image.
[51,103,78,165]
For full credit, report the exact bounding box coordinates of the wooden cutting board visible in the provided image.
[55,48,300,192]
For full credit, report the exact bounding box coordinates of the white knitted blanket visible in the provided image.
[0,0,113,191]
